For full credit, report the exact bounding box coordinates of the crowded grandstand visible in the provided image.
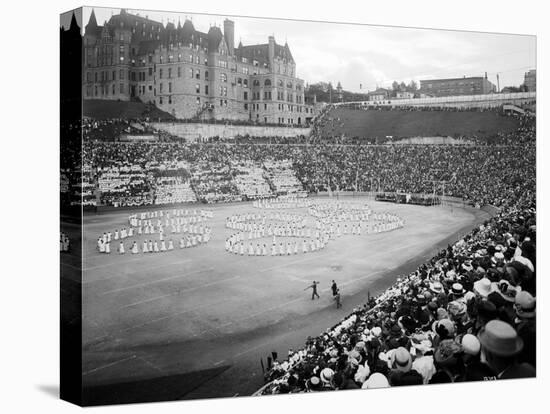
[63,100,536,394]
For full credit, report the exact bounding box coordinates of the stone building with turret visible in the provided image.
[83,9,315,124]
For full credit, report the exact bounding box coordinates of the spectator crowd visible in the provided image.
[259,188,536,393]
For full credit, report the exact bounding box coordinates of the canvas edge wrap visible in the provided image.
[60,7,84,406]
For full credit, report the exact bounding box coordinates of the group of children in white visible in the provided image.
[97,208,213,254]
[60,232,70,252]
[95,198,404,257]
[252,195,312,210]
[224,199,404,257]
[309,200,404,234]
[225,211,327,256]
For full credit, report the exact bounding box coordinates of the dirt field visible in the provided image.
[66,195,490,403]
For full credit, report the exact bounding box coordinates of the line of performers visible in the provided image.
[97,232,211,254]
[225,234,330,256]
[252,197,312,210]
[97,207,214,255]
[128,209,212,232]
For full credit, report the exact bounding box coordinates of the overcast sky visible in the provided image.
[62,7,536,93]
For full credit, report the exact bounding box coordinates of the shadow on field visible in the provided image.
[82,365,230,406]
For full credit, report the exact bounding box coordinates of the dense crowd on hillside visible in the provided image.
[75,118,534,208]
[312,105,535,145]
[258,188,536,393]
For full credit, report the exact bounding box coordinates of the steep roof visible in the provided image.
[83,9,295,61]
[236,40,295,66]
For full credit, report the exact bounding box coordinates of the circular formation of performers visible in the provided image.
[253,195,312,210]
[97,208,213,255]
[225,199,405,257]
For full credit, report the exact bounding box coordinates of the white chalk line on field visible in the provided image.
[82,354,137,376]
[119,275,242,310]
[85,296,236,345]
[82,258,193,284]
[100,267,213,295]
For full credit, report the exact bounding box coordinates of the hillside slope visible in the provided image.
[320,108,519,139]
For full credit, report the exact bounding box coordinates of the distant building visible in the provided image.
[415,92,434,99]
[523,69,536,92]
[83,9,315,123]
[419,74,496,97]
[336,81,343,102]
[395,91,415,99]
[367,88,391,101]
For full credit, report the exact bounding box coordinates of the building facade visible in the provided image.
[419,74,496,97]
[367,88,391,101]
[83,9,315,124]
[523,69,536,92]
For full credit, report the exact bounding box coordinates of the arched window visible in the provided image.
[253,79,260,86]
[278,79,283,87]
[264,79,272,87]
[221,73,227,82]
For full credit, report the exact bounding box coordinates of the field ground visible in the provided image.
[61,196,490,404]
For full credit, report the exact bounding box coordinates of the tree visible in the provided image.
[392,81,400,91]
[399,81,407,92]
[408,80,418,92]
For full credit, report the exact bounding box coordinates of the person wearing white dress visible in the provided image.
[98,239,105,253]
[302,240,308,254]
[144,226,150,235]
[248,243,254,256]
[160,240,167,252]
[114,230,119,240]
[271,244,277,256]
[97,238,103,251]
[105,242,111,254]
[279,243,285,256]
[107,232,112,242]
[180,237,186,249]
[153,241,160,253]
[148,240,153,252]
[128,227,134,237]
[294,242,298,255]
[239,242,245,256]
[142,240,149,253]
[118,241,125,254]
[262,244,267,256]
[168,240,174,250]
[256,244,261,256]
[131,241,139,254]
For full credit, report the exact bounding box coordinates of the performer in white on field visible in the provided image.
[131,241,139,254]
[118,241,125,254]
[98,238,105,253]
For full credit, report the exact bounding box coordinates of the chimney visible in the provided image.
[224,19,234,55]
[268,35,275,69]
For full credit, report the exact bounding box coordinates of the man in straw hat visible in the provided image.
[478,320,535,379]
